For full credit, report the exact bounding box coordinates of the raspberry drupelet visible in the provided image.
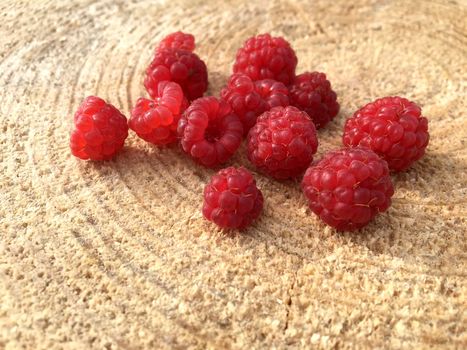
[343,96,429,172]
[302,147,394,231]
[70,96,128,160]
[129,81,187,146]
[289,72,340,129]
[203,167,263,229]
[157,31,195,52]
[144,48,208,101]
[247,106,318,179]
[221,73,289,135]
[178,96,243,167]
[233,33,298,85]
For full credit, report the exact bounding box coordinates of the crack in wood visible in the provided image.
[283,268,298,333]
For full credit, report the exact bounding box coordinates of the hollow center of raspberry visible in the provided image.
[205,123,221,143]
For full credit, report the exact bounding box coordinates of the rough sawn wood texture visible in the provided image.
[0,0,466,349]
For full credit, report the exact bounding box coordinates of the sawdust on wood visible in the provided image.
[1,0,466,349]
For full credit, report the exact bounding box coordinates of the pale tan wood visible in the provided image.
[0,0,466,348]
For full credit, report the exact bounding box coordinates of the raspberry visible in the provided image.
[178,96,243,167]
[144,48,208,101]
[289,72,340,128]
[233,33,298,85]
[202,167,263,229]
[247,106,318,179]
[70,96,128,160]
[302,147,394,231]
[342,96,429,172]
[129,81,187,146]
[157,31,195,52]
[221,73,289,135]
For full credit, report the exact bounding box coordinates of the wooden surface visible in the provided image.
[1,0,466,349]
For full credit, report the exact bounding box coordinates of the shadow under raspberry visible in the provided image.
[341,151,466,273]
[78,142,465,279]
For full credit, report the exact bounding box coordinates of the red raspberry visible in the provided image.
[247,106,318,179]
[202,167,263,229]
[178,97,243,167]
[289,72,340,129]
[70,96,128,160]
[221,73,289,135]
[144,48,208,101]
[129,81,187,146]
[157,31,195,52]
[302,147,394,231]
[233,33,298,85]
[343,96,429,172]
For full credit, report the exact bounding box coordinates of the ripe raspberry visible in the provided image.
[129,81,187,145]
[302,147,394,231]
[157,31,195,52]
[289,72,340,128]
[144,48,208,101]
[221,73,289,135]
[233,33,298,85]
[343,96,429,172]
[178,97,243,167]
[202,167,263,229]
[70,96,128,160]
[247,106,318,179]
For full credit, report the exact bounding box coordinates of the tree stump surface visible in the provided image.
[1,0,466,348]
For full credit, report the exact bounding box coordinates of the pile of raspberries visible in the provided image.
[70,32,430,232]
